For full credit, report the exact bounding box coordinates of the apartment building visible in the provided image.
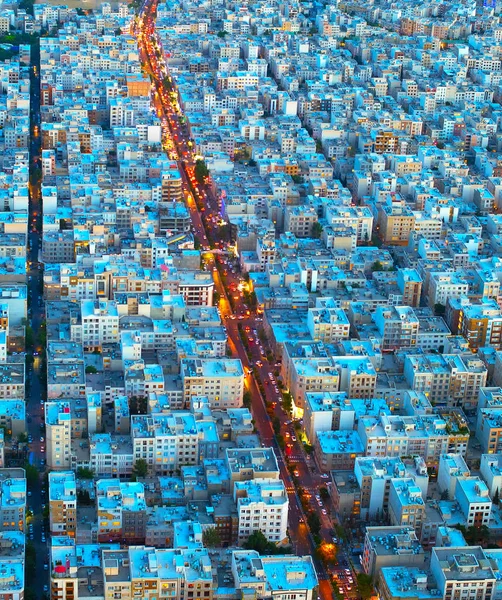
[181,359,244,409]
[315,430,365,471]
[378,200,416,245]
[431,547,495,600]
[96,480,147,543]
[80,299,120,349]
[480,453,502,498]
[0,469,26,533]
[303,391,355,444]
[362,526,425,578]
[131,412,218,474]
[404,354,487,410]
[373,306,419,352]
[49,471,77,538]
[45,402,72,470]
[358,414,458,467]
[438,454,470,501]
[388,478,425,532]
[234,478,289,545]
[354,456,428,520]
[226,447,280,491]
[455,477,492,528]
[231,551,318,600]
[307,301,350,343]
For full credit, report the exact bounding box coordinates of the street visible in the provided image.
[134,3,350,598]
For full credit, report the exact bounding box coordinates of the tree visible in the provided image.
[17,433,28,443]
[243,391,252,409]
[243,530,287,554]
[77,467,94,479]
[202,527,221,548]
[194,159,209,185]
[24,463,39,486]
[133,458,149,479]
[357,573,375,600]
[494,488,500,506]
[217,30,228,38]
[282,391,293,414]
[85,366,97,374]
[25,326,34,350]
[371,260,384,272]
[307,512,321,535]
[311,221,323,239]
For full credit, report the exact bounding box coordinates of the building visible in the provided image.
[231,551,319,600]
[388,478,425,532]
[234,478,289,545]
[96,480,147,543]
[314,430,365,471]
[373,306,419,352]
[226,447,280,491]
[431,547,495,600]
[480,454,502,498]
[45,402,72,470]
[455,477,492,528]
[181,359,244,409]
[49,471,77,538]
[362,526,425,578]
[131,412,219,474]
[0,469,26,533]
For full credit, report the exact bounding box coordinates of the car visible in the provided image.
[293,470,300,477]
[27,491,32,497]
[291,435,297,442]
[315,495,321,501]
[318,501,323,507]
[320,473,329,479]
[345,569,351,575]
[348,578,353,584]
[332,537,338,544]
[322,508,327,515]
[40,436,44,443]
[43,585,48,592]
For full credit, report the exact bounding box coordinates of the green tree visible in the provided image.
[133,458,149,478]
[371,260,384,272]
[24,463,39,486]
[85,366,97,374]
[25,326,34,350]
[282,391,293,414]
[194,160,210,185]
[307,512,321,535]
[217,30,228,38]
[357,573,375,600]
[311,221,323,239]
[77,467,94,479]
[17,432,28,443]
[202,527,221,548]
[243,391,252,409]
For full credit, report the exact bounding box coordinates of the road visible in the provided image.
[27,52,49,600]
[135,2,338,596]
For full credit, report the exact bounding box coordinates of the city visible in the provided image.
[1,0,502,599]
